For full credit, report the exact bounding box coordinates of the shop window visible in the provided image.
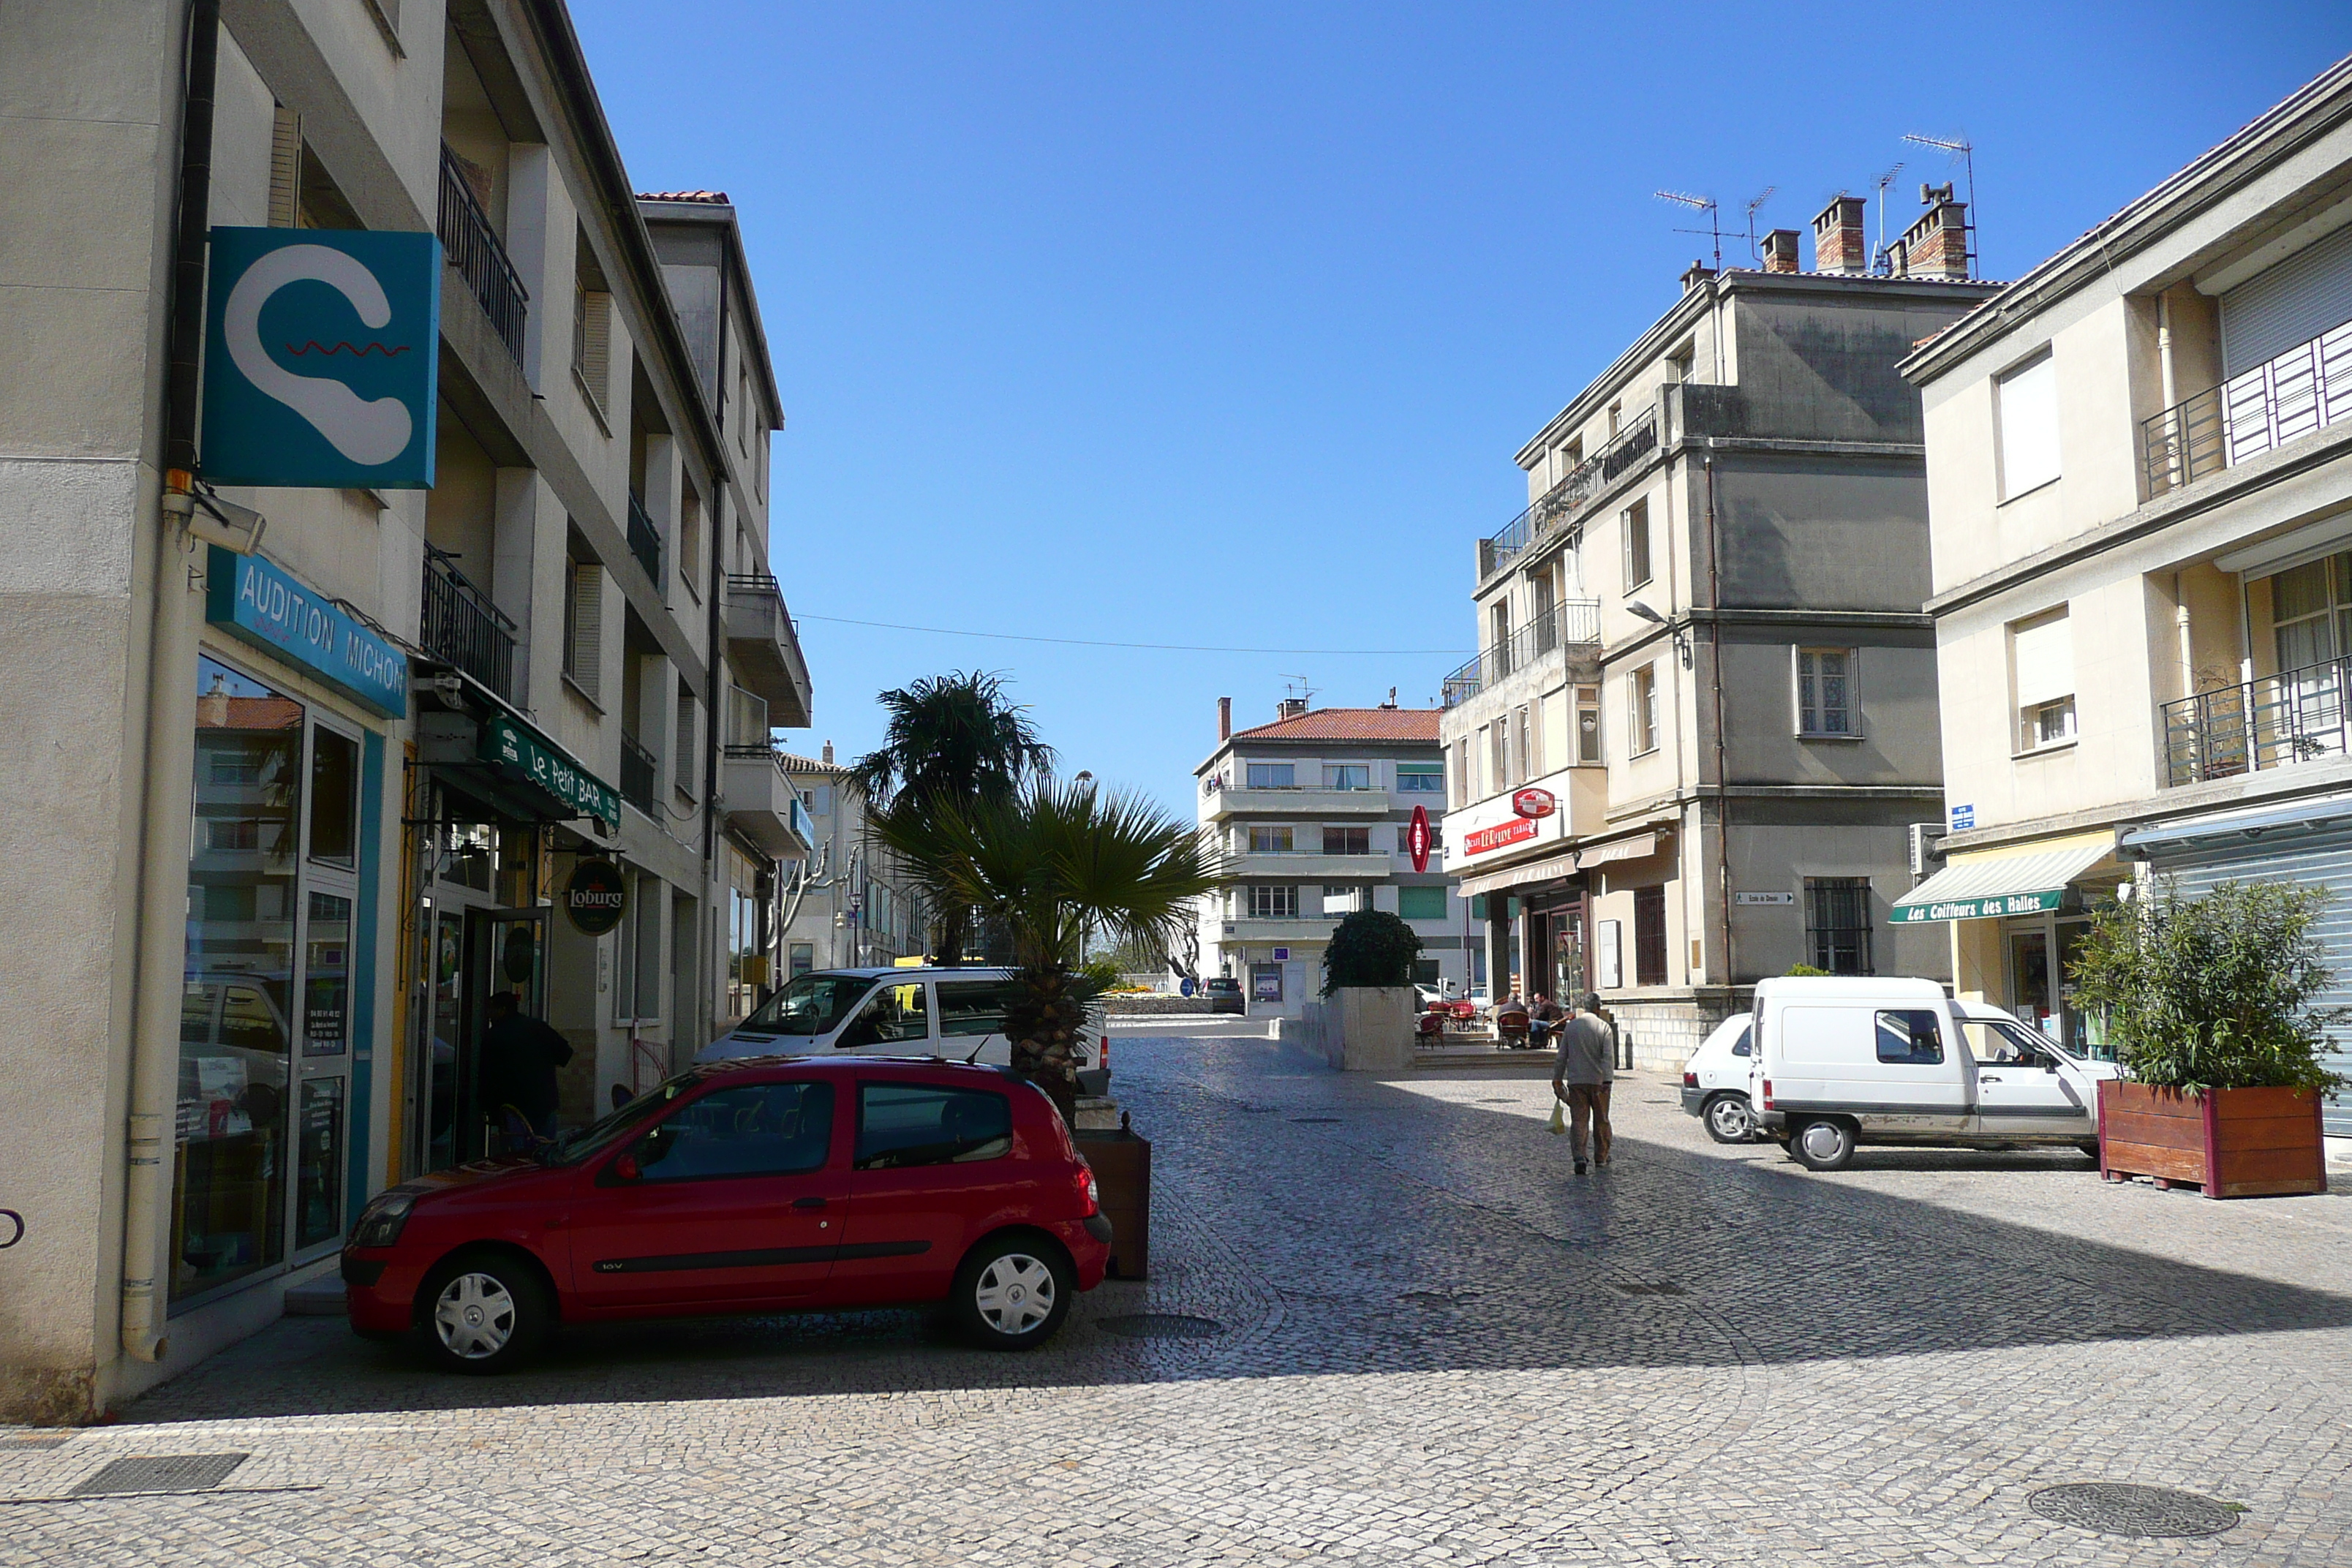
[1805,877,1874,975]
[1397,885,1447,920]
[1632,886,1667,986]
[1323,826,1371,856]
[1245,761,1294,789]
[1629,664,1660,756]
[1247,825,1294,853]
[1397,761,1444,793]
[1796,649,1858,737]
[1246,884,1298,919]
[309,728,358,865]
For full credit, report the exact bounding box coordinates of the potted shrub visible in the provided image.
[1319,911,1421,1071]
[2071,878,2344,1198]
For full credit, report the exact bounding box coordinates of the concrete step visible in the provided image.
[284,1277,347,1316]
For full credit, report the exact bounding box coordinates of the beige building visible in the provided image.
[0,1,810,1420]
[1897,58,2352,1126]
[1441,210,1997,1065]
[774,745,933,976]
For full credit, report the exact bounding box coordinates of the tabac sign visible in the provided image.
[201,228,439,488]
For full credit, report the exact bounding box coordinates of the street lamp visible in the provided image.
[1626,600,1692,668]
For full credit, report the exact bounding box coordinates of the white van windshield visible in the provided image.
[740,972,874,1038]
[1959,1015,2071,1066]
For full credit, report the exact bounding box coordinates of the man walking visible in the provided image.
[1550,992,1616,1175]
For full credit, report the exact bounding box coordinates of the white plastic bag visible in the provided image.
[1547,1100,1566,1136]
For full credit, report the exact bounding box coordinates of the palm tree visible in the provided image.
[851,671,1053,964]
[875,778,1225,1124]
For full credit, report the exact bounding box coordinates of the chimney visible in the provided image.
[821,739,834,765]
[1680,259,1716,294]
[1760,227,1800,274]
[1218,695,1232,742]
[1901,186,1970,279]
[1811,195,1867,273]
[1276,697,1307,721]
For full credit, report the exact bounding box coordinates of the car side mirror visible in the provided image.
[611,1152,640,1183]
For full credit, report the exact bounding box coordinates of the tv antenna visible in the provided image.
[1655,189,1720,270]
[1869,162,1905,267]
[1280,673,1318,709]
[1903,132,1977,274]
[1741,186,1777,264]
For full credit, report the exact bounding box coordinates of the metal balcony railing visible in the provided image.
[2160,656,2352,788]
[626,492,662,584]
[437,145,528,363]
[1481,408,1659,578]
[619,732,657,815]
[419,546,516,700]
[2143,317,2352,498]
[1440,598,1603,708]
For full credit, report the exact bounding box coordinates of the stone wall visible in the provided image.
[1605,988,1752,1072]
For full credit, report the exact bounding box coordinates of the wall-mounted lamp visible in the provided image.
[161,478,268,556]
[1625,600,1692,668]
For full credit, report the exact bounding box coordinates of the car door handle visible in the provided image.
[1979,1075,2002,1083]
[791,1196,827,1210]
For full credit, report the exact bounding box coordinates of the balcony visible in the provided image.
[1480,408,1659,580]
[2161,657,2352,788]
[437,145,527,363]
[1226,851,1395,881]
[626,492,663,585]
[1215,918,1337,945]
[723,573,814,728]
[419,547,516,701]
[722,744,818,858]
[1201,785,1392,819]
[2144,317,2352,498]
[1441,598,1603,708]
[619,732,657,816]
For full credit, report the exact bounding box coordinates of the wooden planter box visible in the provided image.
[1075,1128,1151,1278]
[2098,1080,2328,1198]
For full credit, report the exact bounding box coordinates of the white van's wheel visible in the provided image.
[1790,1118,1856,1172]
[1703,1094,1755,1144]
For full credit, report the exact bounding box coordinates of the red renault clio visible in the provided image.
[342,1057,1111,1372]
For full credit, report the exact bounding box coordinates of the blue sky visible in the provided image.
[570,1,2348,815]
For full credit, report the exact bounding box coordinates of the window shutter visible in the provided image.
[268,108,301,227]
[577,289,611,415]
[1996,354,2061,497]
[675,694,696,798]
[567,559,603,701]
[2012,611,2073,708]
[2220,223,2352,377]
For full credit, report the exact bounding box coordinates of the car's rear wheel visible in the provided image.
[1789,1117,1857,1172]
[1703,1093,1755,1144]
[418,1250,551,1374]
[951,1235,1074,1350]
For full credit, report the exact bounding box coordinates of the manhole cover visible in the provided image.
[71,1453,248,1496]
[2029,1484,2242,1538]
[1289,1117,1341,1124]
[1097,1313,1224,1340]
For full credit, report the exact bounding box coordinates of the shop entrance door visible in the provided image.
[1551,908,1586,1003]
[423,906,549,1169]
[2008,928,2054,1039]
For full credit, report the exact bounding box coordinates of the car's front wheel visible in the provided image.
[1703,1093,1755,1144]
[951,1235,1074,1350]
[1789,1117,1857,1172]
[418,1250,551,1374]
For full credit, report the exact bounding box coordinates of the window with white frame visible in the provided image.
[1795,648,1858,737]
[1629,663,1659,755]
[1450,740,1469,806]
[1396,761,1444,793]
[1245,761,1294,788]
[1623,496,1651,589]
[1996,351,2061,499]
[2010,608,2076,752]
[1322,763,1372,790]
[1245,884,1299,919]
[1575,685,1603,764]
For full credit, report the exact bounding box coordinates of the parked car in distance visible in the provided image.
[1680,1013,1756,1142]
[698,966,1107,1096]
[1202,976,1245,1015]
[1746,976,2119,1172]
[342,1057,1112,1372]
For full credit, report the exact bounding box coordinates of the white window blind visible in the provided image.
[565,557,603,701]
[2011,611,2073,708]
[1997,353,2060,497]
[2221,222,2352,377]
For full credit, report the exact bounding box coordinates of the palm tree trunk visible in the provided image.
[1010,963,1082,1128]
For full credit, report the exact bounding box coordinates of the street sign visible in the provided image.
[562,860,627,935]
[201,227,439,488]
[1950,802,1975,831]
[1734,892,1795,906]
[1406,804,1433,873]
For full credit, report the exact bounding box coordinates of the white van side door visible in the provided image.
[1774,1001,1968,1130]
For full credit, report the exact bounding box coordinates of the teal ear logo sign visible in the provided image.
[200,228,439,488]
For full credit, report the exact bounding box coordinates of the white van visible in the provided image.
[697,966,1109,1093]
[1746,976,2117,1171]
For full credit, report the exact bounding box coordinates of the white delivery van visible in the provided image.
[696,966,1109,1094]
[1746,976,2117,1171]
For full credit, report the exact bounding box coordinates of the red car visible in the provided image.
[342,1057,1111,1372]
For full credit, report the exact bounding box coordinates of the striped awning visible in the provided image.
[1888,837,2116,924]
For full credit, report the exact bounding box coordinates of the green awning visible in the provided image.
[1888,840,2115,924]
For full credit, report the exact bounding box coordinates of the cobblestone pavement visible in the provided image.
[7,1033,2352,1566]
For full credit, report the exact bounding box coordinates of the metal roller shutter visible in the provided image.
[2220,222,2352,377]
[2143,829,2352,1133]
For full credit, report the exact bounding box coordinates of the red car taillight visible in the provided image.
[1762,1078,1774,1109]
[1076,1165,1100,1214]
[1682,1071,1698,1088]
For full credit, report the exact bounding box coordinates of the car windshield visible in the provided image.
[1959,1014,2076,1066]
[739,971,876,1038]
[541,1073,702,1166]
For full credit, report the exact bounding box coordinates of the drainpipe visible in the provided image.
[123,0,222,1365]
[700,257,728,1053]
[1704,452,1733,990]
[2174,572,2195,701]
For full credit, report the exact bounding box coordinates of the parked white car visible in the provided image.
[1746,976,2118,1172]
[698,966,1108,1095]
[1679,1013,1757,1142]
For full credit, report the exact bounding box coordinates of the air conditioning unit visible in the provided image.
[1907,821,1948,878]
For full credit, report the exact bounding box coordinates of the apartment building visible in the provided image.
[1194,697,1463,1015]
[1898,59,2352,1123]
[0,1,811,1420]
[775,745,933,977]
[1439,211,1998,1063]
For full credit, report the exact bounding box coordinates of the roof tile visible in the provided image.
[1228,707,1441,744]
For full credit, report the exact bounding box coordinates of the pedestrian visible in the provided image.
[480,990,574,1150]
[1550,991,1617,1175]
